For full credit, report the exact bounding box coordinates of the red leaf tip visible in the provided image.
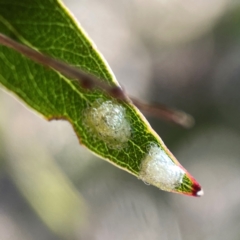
[191,181,204,197]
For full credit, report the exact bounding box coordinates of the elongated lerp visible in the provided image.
[139,143,203,196]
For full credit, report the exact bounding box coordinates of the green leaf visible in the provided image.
[0,0,202,196]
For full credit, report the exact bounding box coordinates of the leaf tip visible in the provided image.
[175,172,203,197]
[189,177,204,197]
[138,142,203,197]
[196,188,204,197]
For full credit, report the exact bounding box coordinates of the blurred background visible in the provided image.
[1,0,240,239]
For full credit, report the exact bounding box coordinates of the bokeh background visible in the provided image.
[1,0,240,239]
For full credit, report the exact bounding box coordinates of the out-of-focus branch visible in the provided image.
[131,98,194,128]
[0,33,194,128]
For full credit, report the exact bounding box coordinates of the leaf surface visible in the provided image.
[0,0,202,196]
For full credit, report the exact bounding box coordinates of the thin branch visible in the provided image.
[0,34,126,100]
[0,33,194,128]
[131,98,194,128]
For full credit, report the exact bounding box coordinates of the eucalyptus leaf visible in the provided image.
[0,0,202,196]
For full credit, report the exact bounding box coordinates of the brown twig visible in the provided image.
[0,33,194,128]
[131,97,195,128]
